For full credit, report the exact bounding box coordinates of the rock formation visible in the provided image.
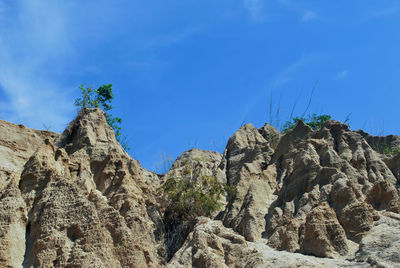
[0,109,399,267]
[1,109,164,267]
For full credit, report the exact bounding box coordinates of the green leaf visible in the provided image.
[74,84,130,151]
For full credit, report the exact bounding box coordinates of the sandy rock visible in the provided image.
[249,242,370,268]
[339,202,379,239]
[166,148,226,184]
[356,129,400,155]
[0,119,58,267]
[161,149,226,259]
[1,109,400,267]
[1,109,164,267]
[0,186,27,268]
[258,123,281,150]
[385,153,400,182]
[271,120,313,163]
[366,180,400,213]
[266,217,301,252]
[356,212,400,267]
[170,218,371,268]
[222,124,277,242]
[168,217,264,268]
[263,121,398,257]
[300,202,349,257]
[0,119,58,190]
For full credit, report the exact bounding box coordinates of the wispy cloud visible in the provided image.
[301,11,317,22]
[278,0,317,22]
[143,26,204,49]
[242,0,317,23]
[271,54,318,88]
[239,54,319,123]
[0,1,75,132]
[243,0,266,22]
[0,2,5,22]
[372,6,400,18]
[335,70,349,80]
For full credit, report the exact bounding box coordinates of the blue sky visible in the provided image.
[0,0,399,171]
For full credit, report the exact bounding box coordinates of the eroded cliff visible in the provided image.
[0,109,399,267]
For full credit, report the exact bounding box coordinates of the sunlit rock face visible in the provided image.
[213,120,400,266]
[0,110,399,267]
[0,109,164,267]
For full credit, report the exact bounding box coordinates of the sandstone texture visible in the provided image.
[1,109,163,267]
[160,148,227,260]
[1,110,400,267]
[169,217,368,268]
[0,119,58,191]
[165,148,226,185]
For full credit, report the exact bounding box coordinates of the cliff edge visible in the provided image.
[0,109,399,267]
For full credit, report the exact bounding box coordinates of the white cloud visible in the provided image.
[243,0,266,22]
[301,11,316,22]
[242,0,316,23]
[278,0,316,22]
[0,1,75,132]
[335,70,349,80]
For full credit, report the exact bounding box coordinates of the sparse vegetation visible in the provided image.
[160,157,232,260]
[266,82,350,134]
[74,84,130,151]
[154,152,175,174]
[162,175,225,221]
[42,124,52,131]
[383,146,400,156]
[281,113,332,133]
[161,158,229,222]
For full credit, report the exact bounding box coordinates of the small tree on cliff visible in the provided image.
[281,114,332,133]
[74,84,130,151]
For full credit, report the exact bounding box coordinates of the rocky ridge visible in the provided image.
[0,108,399,267]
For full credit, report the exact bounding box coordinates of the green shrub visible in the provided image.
[162,175,225,221]
[383,146,400,156]
[74,84,130,151]
[161,158,230,222]
[282,113,332,133]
